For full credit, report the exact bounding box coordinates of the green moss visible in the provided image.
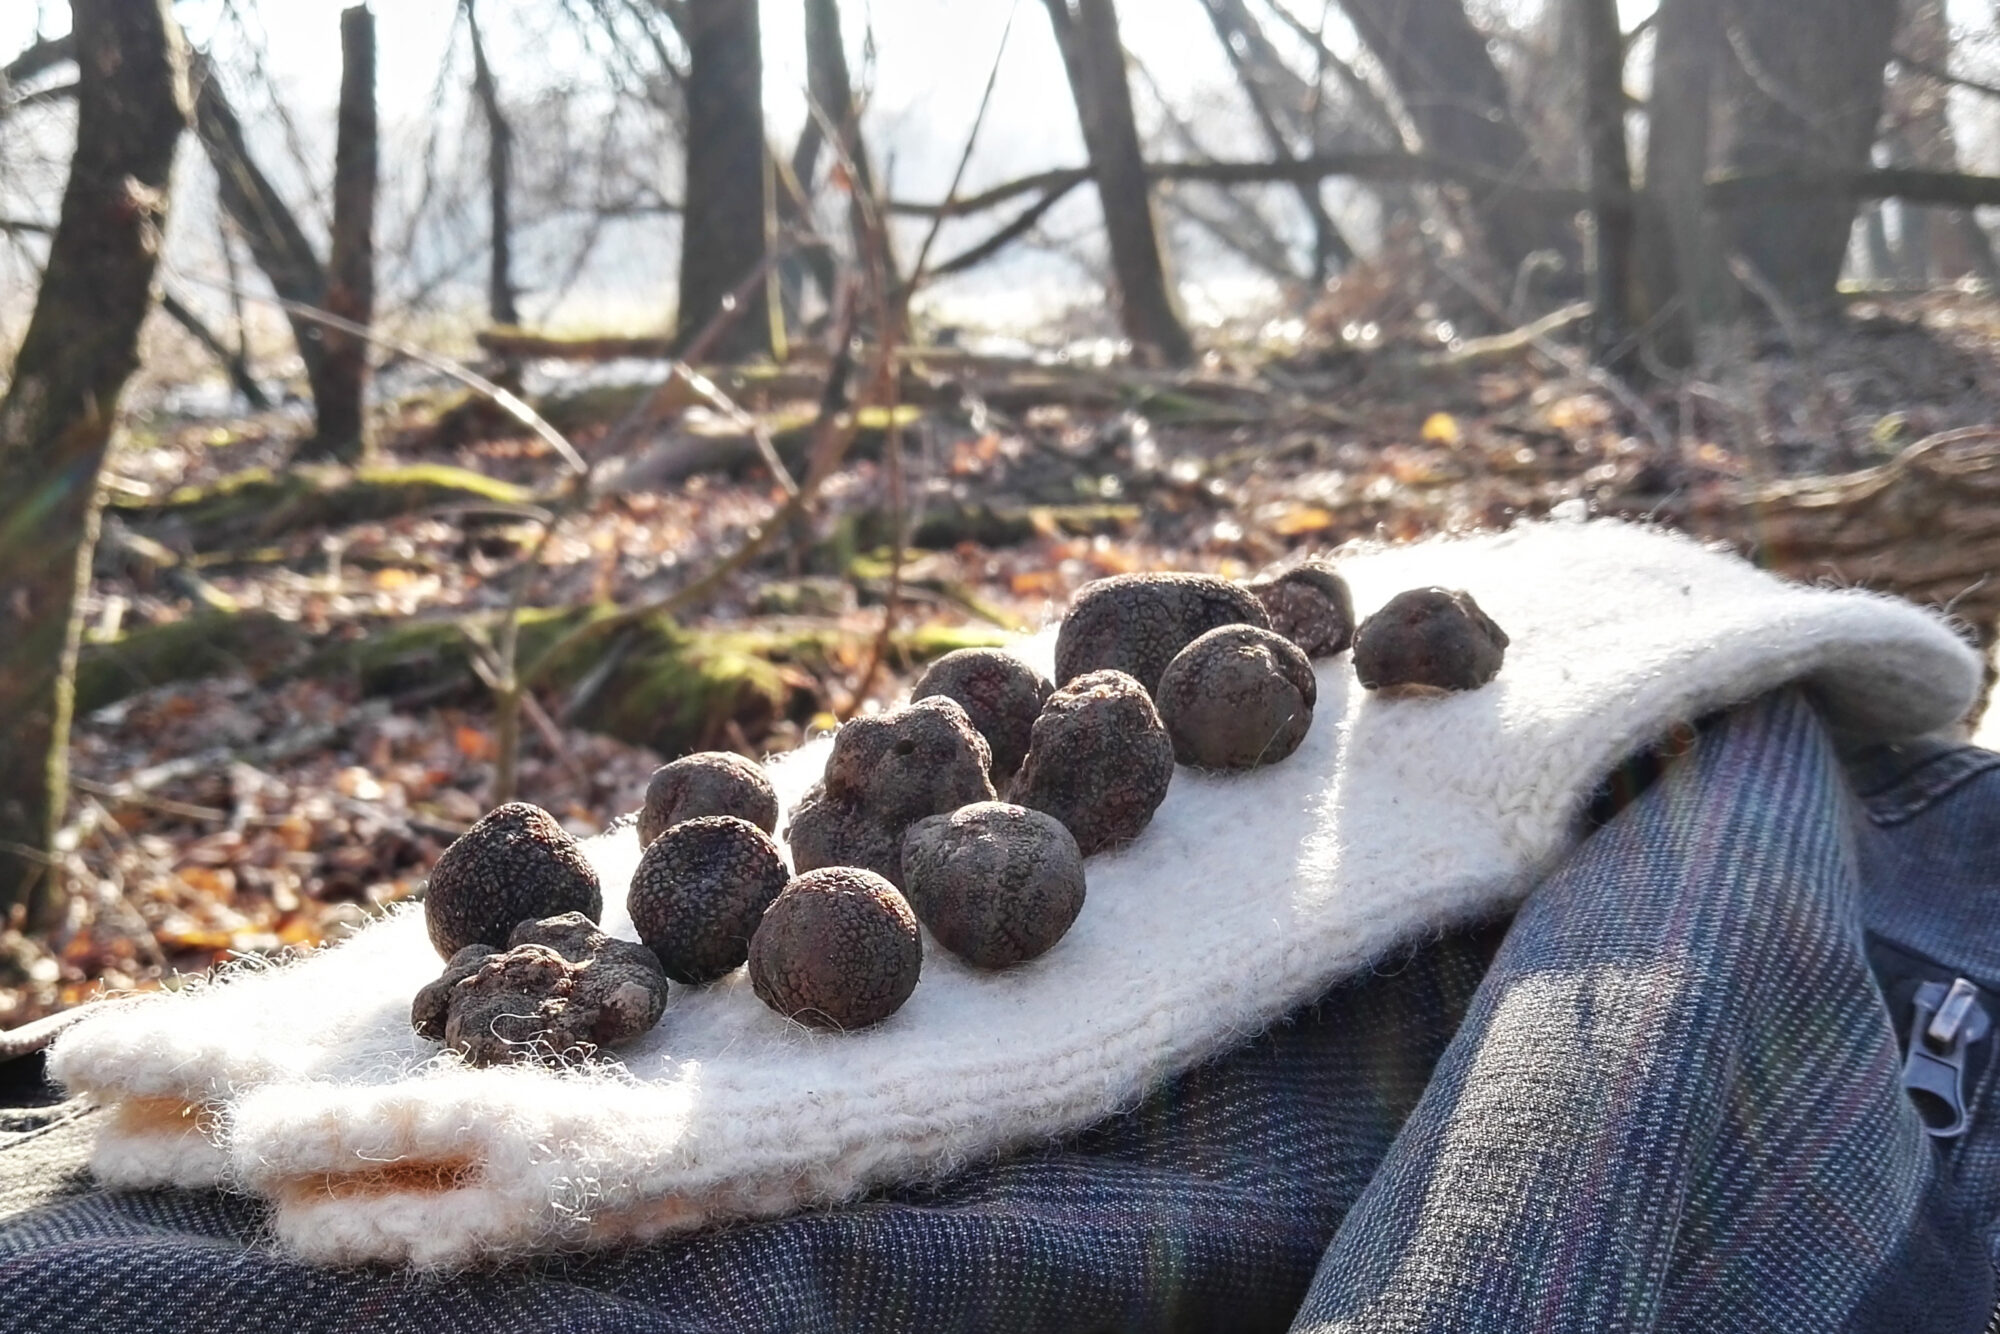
[110,464,535,550]
[75,612,305,714]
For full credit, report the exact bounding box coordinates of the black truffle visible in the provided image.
[749,867,922,1029]
[1246,560,1355,658]
[1352,587,1509,695]
[1053,571,1270,693]
[423,802,602,960]
[901,802,1085,969]
[786,696,996,887]
[910,648,1054,783]
[411,912,669,1066]
[1157,624,1317,769]
[628,815,790,984]
[1010,669,1174,855]
[638,751,779,846]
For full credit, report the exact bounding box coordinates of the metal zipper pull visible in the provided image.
[1902,977,1991,1139]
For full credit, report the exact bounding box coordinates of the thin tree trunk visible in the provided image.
[1578,0,1633,362]
[1711,0,1900,313]
[0,0,188,924]
[677,0,774,361]
[465,0,519,328]
[1195,0,1353,280]
[1337,0,1575,284]
[191,57,332,414]
[1636,0,1723,364]
[805,0,893,287]
[1043,0,1195,367]
[301,4,378,462]
[1885,0,2000,286]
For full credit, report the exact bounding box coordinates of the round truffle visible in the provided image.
[749,867,922,1029]
[910,648,1054,783]
[1010,669,1174,855]
[411,911,669,1066]
[1157,624,1317,769]
[1246,560,1355,658]
[638,751,779,846]
[788,697,997,887]
[628,815,790,984]
[1053,571,1270,694]
[423,802,602,959]
[901,803,1085,969]
[1353,587,1509,695]
[821,696,995,822]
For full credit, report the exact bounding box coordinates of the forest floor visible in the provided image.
[7,286,2000,1027]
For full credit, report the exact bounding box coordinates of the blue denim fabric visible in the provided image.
[0,689,1993,1333]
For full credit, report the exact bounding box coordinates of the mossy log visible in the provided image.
[109,463,536,551]
[76,604,1007,757]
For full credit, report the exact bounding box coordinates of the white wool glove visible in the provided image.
[50,520,1981,1268]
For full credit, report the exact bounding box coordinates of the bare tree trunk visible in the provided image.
[1337,0,1575,284]
[1636,0,1723,363]
[1711,0,1899,313]
[805,0,892,286]
[191,59,333,412]
[1885,0,2000,286]
[0,0,187,924]
[1195,0,1353,281]
[301,4,377,463]
[677,0,774,361]
[465,0,519,327]
[1043,0,1195,367]
[1578,0,1633,362]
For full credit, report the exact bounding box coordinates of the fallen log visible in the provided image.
[76,604,1007,757]
[109,463,538,551]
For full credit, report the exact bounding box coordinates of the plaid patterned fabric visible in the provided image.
[0,690,1993,1333]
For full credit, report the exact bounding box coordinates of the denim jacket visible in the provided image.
[0,689,1991,1333]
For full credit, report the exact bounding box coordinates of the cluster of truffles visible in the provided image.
[411,560,1508,1062]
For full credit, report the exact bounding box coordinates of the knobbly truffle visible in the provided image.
[749,867,922,1029]
[411,912,669,1066]
[910,648,1054,783]
[1353,587,1509,695]
[1053,571,1270,693]
[901,802,1085,969]
[638,751,779,846]
[1246,560,1355,658]
[1010,669,1174,855]
[1157,624,1317,769]
[628,815,790,984]
[423,802,602,959]
[786,697,996,887]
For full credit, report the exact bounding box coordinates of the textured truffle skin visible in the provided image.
[910,648,1054,782]
[749,868,922,1029]
[1247,560,1355,658]
[423,802,603,960]
[1053,572,1270,693]
[1157,624,1318,769]
[628,816,790,984]
[901,802,1086,969]
[411,912,669,1066]
[1010,669,1174,855]
[1353,587,1510,695]
[638,752,780,847]
[785,697,996,887]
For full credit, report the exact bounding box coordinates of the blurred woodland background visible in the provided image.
[3,0,2000,1024]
